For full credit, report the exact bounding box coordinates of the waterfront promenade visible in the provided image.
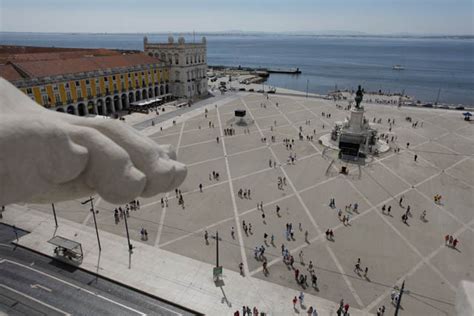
[2,90,473,315]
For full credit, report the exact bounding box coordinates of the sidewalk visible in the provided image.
[2,205,370,315]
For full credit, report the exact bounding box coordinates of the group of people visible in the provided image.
[354,258,369,278]
[208,170,220,181]
[277,176,287,190]
[237,188,252,199]
[175,188,184,208]
[113,200,140,225]
[234,305,262,316]
[224,127,236,136]
[445,234,459,249]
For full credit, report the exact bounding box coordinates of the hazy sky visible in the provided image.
[1,0,473,35]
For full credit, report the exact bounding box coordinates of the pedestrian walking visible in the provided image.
[204,230,209,244]
[299,291,305,306]
[453,238,458,248]
[312,274,317,288]
[293,296,298,309]
[199,183,203,192]
[364,266,368,278]
[239,262,244,276]
[231,227,235,239]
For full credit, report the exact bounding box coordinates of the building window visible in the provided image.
[86,79,90,84]
[87,88,92,97]
[67,91,72,101]
[77,90,82,98]
[96,87,100,95]
[112,75,116,80]
[128,73,131,78]
[42,95,49,105]
[75,81,80,86]
[104,77,108,82]
[65,83,69,88]
[26,88,32,94]
[55,93,61,102]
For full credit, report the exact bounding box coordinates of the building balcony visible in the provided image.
[87,95,94,100]
[114,90,119,94]
[96,93,102,97]
[67,99,73,104]
[77,97,84,102]
[55,101,63,106]
[44,103,52,108]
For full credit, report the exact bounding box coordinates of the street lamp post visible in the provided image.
[123,211,133,252]
[81,197,101,251]
[395,280,406,316]
[51,203,58,227]
[306,79,309,98]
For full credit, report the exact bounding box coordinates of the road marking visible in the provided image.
[216,105,250,276]
[156,121,186,248]
[242,97,364,307]
[30,283,52,292]
[0,284,70,315]
[0,259,147,315]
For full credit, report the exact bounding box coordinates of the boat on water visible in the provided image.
[392,65,405,70]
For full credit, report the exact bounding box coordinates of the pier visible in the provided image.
[209,65,302,75]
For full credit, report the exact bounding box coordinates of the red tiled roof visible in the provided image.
[12,54,161,79]
[0,46,120,64]
[0,64,23,81]
[7,49,120,62]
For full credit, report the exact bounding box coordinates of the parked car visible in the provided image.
[248,88,254,92]
[239,88,246,91]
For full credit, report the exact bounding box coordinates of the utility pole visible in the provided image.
[123,210,133,252]
[216,231,219,267]
[51,203,58,227]
[81,197,101,251]
[306,79,309,98]
[435,88,441,105]
[394,280,406,316]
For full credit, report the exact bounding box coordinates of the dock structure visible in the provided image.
[209,65,302,75]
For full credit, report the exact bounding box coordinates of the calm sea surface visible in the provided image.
[1,32,473,105]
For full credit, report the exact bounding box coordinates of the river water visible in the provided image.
[1,32,473,105]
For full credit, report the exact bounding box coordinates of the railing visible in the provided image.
[77,97,84,101]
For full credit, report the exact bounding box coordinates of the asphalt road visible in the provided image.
[0,224,198,316]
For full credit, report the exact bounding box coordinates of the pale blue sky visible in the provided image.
[1,0,473,35]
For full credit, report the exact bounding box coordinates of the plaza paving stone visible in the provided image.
[370,263,456,316]
[414,142,464,170]
[382,150,439,185]
[177,138,224,165]
[446,158,474,187]
[23,93,474,313]
[179,127,220,146]
[417,173,474,224]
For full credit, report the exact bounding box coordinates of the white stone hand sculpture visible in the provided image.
[0,78,187,205]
